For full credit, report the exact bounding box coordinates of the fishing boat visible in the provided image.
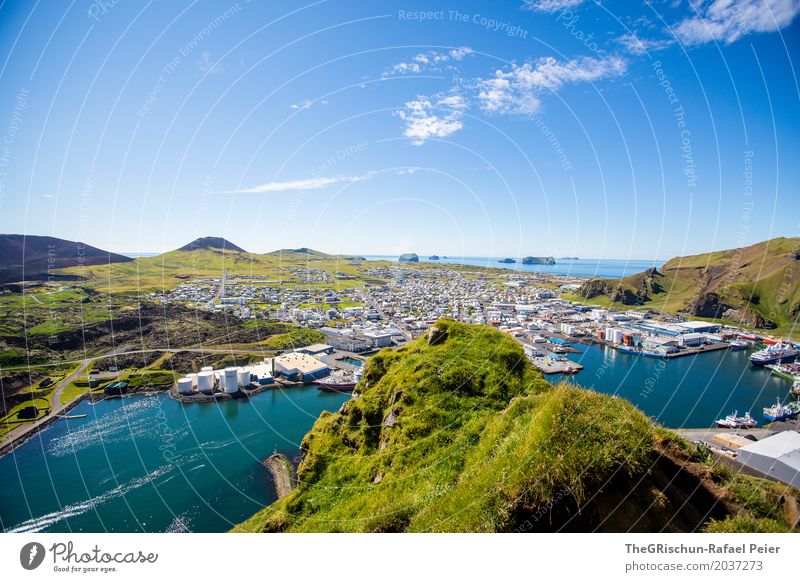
[641,350,668,359]
[749,342,798,366]
[763,397,800,422]
[617,346,641,355]
[728,339,749,350]
[315,369,362,393]
[766,363,800,381]
[715,410,757,429]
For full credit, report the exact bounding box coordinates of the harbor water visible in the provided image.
[0,345,793,533]
[552,343,790,428]
[0,386,349,533]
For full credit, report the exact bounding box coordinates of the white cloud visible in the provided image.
[673,0,800,45]
[616,33,675,55]
[448,47,474,60]
[395,96,465,145]
[290,99,313,110]
[227,175,367,194]
[477,56,627,115]
[197,51,223,74]
[521,0,586,12]
[385,47,473,76]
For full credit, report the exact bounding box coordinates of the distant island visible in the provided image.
[428,255,440,260]
[498,258,516,264]
[522,256,556,265]
[399,253,419,262]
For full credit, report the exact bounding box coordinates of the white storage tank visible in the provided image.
[197,371,214,393]
[200,366,213,372]
[237,369,251,388]
[224,367,239,393]
[187,373,198,388]
[177,377,194,395]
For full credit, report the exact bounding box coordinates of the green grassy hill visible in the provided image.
[58,244,371,293]
[234,319,798,533]
[571,237,800,336]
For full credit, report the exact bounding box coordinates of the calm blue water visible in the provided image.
[551,343,790,428]
[339,357,364,367]
[363,256,663,279]
[1,345,794,532]
[0,386,349,533]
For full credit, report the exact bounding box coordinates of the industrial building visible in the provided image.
[296,343,334,357]
[273,352,330,382]
[677,320,721,334]
[736,431,800,487]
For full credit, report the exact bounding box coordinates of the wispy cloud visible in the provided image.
[477,56,626,115]
[226,175,367,194]
[395,94,466,145]
[616,33,675,55]
[197,51,223,74]
[521,0,586,12]
[672,0,800,45]
[384,47,473,77]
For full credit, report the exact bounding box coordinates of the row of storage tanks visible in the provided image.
[177,366,252,395]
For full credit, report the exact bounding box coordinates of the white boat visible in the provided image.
[715,410,757,429]
[749,343,798,366]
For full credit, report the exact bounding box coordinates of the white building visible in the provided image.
[273,353,330,382]
[737,431,800,487]
[362,330,393,348]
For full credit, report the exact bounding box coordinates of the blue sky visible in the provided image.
[0,0,798,260]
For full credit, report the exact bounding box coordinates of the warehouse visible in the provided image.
[273,353,330,383]
[736,431,800,487]
[677,320,721,333]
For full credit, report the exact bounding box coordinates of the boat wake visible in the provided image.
[5,463,174,533]
[48,397,188,457]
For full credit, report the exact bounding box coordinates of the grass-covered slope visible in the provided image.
[235,319,798,533]
[572,237,800,336]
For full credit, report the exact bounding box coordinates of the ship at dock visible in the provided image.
[314,369,362,393]
[763,397,800,422]
[715,410,757,429]
[749,342,797,366]
[766,362,800,381]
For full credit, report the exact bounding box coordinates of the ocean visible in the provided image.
[363,256,663,279]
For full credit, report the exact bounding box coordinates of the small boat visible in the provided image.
[57,414,88,420]
[763,397,800,422]
[729,340,749,350]
[715,410,757,429]
[641,351,668,359]
[562,366,576,375]
[763,337,779,345]
[738,333,758,341]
